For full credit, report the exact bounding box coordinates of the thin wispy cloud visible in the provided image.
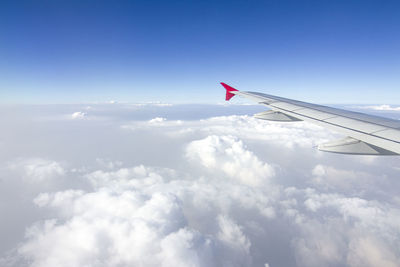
[352,105,400,111]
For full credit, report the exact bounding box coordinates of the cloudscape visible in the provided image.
[2,0,400,266]
[1,104,400,267]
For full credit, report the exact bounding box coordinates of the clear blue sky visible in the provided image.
[1,0,399,104]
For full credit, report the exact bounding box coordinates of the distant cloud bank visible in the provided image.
[351,104,400,111]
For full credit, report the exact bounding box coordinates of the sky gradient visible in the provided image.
[1,0,400,104]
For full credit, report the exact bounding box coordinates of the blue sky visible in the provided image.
[1,0,399,104]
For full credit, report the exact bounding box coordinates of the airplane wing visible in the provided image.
[221,82,400,155]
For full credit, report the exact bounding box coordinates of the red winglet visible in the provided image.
[221,82,238,101]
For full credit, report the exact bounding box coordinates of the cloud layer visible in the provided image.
[1,104,400,267]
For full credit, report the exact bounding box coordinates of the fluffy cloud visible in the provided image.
[8,158,65,182]
[290,186,400,267]
[122,115,338,152]
[186,135,275,186]
[347,235,399,267]
[1,104,400,267]
[20,190,216,267]
[17,164,258,267]
[311,164,377,192]
[71,111,86,119]
[16,158,399,267]
[148,117,167,123]
[217,215,251,266]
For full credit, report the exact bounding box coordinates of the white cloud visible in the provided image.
[357,104,400,111]
[18,165,262,267]
[186,135,275,186]
[95,158,123,170]
[1,105,400,267]
[292,219,346,267]
[123,115,337,149]
[311,164,377,191]
[217,215,251,266]
[20,189,216,267]
[8,158,65,182]
[292,187,400,266]
[71,111,86,119]
[6,157,282,266]
[20,158,400,267]
[347,235,400,267]
[149,117,167,123]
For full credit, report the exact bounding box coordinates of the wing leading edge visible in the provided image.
[221,82,400,155]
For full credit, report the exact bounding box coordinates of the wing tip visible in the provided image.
[220,82,238,101]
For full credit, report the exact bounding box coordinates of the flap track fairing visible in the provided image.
[317,137,397,155]
[254,110,302,122]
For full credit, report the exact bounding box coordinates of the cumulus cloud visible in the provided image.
[15,157,399,267]
[288,185,400,266]
[347,235,399,267]
[123,115,337,150]
[311,164,376,192]
[186,135,275,186]
[1,104,400,267]
[217,215,251,266]
[17,164,258,267]
[20,190,215,267]
[71,111,86,119]
[149,117,167,123]
[8,158,65,182]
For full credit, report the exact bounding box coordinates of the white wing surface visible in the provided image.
[221,82,400,155]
